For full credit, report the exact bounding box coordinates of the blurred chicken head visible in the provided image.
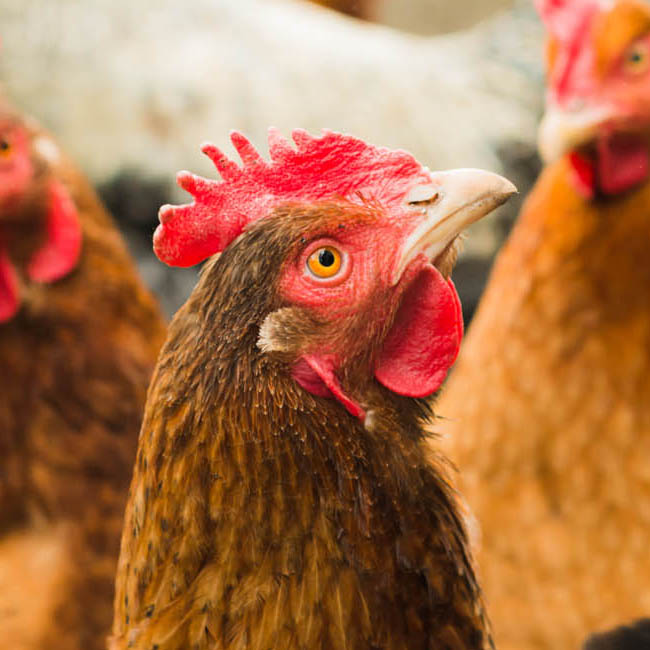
[537,0,650,197]
[0,109,82,323]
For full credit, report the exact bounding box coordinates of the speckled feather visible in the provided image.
[0,113,166,650]
[111,205,492,650]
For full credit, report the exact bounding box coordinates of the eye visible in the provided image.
[306,246,343,279]
[0,138,12,158]
[623,41,650,75]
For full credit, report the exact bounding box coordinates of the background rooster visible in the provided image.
[0,100,166,649]
[110,129,515,649]
[436,1,650,649]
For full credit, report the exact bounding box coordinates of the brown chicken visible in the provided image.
[436,1,650,649]
[0,101,166,649]
[110,129,515,649]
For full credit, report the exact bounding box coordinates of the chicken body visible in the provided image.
[111,131,514,649]
[112,241,485,649]
[0,108,166,649]
[436,2,650,648]
[438,159,650,650]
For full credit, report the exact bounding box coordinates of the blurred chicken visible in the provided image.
[435,1,650,649]
[110,129,514,649]
[0,100,166,649]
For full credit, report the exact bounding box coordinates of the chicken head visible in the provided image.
[0,110,82,322]
[155,129,515,421]
[537,0,650,197]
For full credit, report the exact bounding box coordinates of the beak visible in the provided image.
[392,168,517,284]
[538,104,615,163]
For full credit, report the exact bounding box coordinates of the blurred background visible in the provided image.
[0,0,545,319]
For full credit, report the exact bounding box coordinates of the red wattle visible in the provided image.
[568,136,650,199]
[597,134,649,196]
[568,150,596,199]
[374,265,463,398]
[27,180,82,283]
[292,354,365,419]
[0,248,19,323]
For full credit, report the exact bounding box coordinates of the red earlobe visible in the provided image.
[292,354,365,420]
[27,180,82,283]
[568,151,596,199]
[0,248,19,323]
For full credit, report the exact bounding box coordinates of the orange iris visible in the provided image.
[0,138,12,158]
[307,246,342,278]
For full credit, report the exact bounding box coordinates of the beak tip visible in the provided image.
[501,177,519,200]
[482,170,518,202]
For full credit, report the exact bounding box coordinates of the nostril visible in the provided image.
[406,184,440,206]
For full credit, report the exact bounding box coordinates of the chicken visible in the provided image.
[0,100,166,650]
[435,1,650,649]
[110,129,515,649]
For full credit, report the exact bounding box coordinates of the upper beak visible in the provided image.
[538,104,615,163]
[392,168,517,284]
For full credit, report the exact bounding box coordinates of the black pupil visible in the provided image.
[632,51,643,62]
[319,249,335,267]
[0,140,8,151]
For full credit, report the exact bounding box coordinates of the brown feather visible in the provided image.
[112,205,491,650]
[0,113,166,650]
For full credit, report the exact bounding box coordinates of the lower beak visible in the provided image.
[392,168,516,284]
[538,104,615,163]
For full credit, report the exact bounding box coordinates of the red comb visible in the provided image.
[535,0,601,41]
[535,0,605,103]
[154,129,430,267]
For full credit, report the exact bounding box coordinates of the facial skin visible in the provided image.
[155,130,515,420]
[0,120,34,212]
[538,0,650,196]
[258,169,515,419]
